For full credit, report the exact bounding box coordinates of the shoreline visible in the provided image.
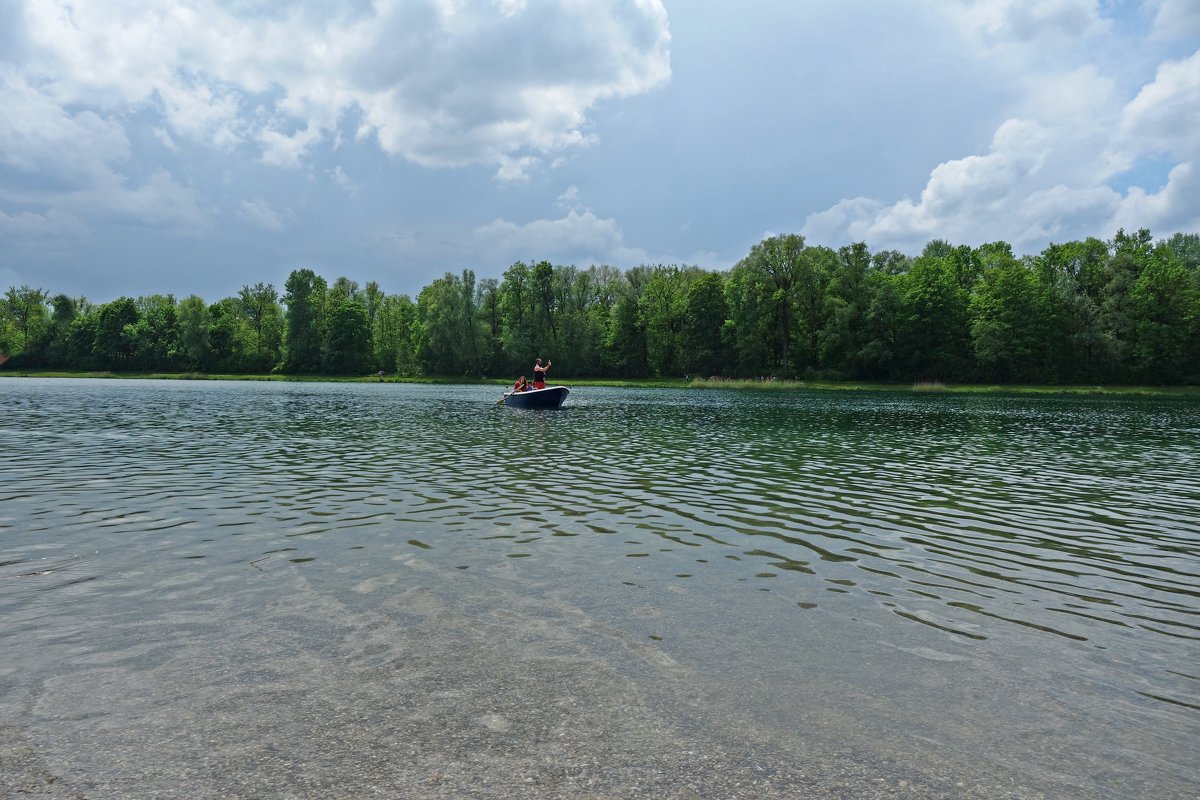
[1,368,1197,398]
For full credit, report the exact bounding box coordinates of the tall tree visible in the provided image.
[2,286,49,357]
[375,294,421,375]
[498,261,533,371]
[322,292,372,374]
[794,245,835,375]
[178,295,212,371]
[127,295,181,371]
[41,294,80,367]
[283,269,327,373]
[239,283,283,371]
[969,256,1050,382]
[418,272,483,375]
[821,242,873,378]
[735,234,806,375]
[682,271,729,376]
[1101,228,1154,377]
[1129,246,1196,383]
[860,271,903,378]
[723,260,773,376]
[605,292,648,377]
[94,298,140,368]
[529,260,559,358]
[898,251,972,380]
[641,265,696,376]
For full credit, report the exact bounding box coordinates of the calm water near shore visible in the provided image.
[2,378,1197,798]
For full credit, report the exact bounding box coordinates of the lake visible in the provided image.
[2,378,1197,798]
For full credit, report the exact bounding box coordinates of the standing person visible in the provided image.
[533,358,551,389]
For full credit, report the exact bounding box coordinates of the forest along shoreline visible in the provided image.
[1,370,1197,398]
[2,230,1199,389]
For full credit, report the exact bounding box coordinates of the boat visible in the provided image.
[500,385,569,409]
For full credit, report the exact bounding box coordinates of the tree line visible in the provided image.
[3,228,1198,385]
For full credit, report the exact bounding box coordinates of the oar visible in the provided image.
[496,391,512,406]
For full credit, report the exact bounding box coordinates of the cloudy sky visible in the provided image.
[2,0,1198,302]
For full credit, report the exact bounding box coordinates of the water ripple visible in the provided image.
[3,379,1198,725]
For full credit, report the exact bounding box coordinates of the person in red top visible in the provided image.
[532,358,551,389]
[512,375,529,392]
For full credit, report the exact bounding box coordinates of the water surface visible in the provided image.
[2,378,1197,798]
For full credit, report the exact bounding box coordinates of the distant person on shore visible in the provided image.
[533,358,551,389]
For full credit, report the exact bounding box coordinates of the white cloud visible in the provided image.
[329,166,356,195]
[0,70,129,179]
[1148,0,1200,39]
[803,40,1200,253]
[556,185,583,210]
[804,119,1054,250]
[0,69,209,235]
[153,127,179,152]
[492,0,528,17]
[474,209,648,267]
[930,0,1108,47]
[80,169,211,230]
[1114,49,1200,161]
[13,0,671,174]
[238,197,288,232]
[0,207,84,238]
[494,155,538,183]
[1110,161,1200,234]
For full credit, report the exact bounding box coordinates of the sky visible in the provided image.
[2,0,1199,303]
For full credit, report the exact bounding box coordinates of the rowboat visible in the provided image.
[500,385,569,409]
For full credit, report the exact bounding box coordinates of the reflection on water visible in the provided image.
[1,378,1198,797]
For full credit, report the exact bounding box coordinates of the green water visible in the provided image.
[2,378,1197,798]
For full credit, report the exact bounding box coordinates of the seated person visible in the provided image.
[512,376,530,392]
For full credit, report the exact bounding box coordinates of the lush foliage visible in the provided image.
[4,229,1198,384]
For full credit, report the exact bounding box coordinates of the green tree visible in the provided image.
[969,257,1049,382]
[178,295,212,370]
[898,249,972,380]
[94,298,140,368]
[554,266,610,377]
[474,277,504,375]
[283,269,327,373]
[376,294,421,375]
[2,286,49,358]
[1035,240,1112,381]
[820,243,873,378]
[418,271,484,375]
[723,259,773,376]
[65,312,101,369]
[239,283,283,371]
[127,295,182,371]
[1101,228,1154,377]
[1129,247,1196,383]
[498,261,533,372]
[1163,232,1200,271]
[681,271,728,376]
[859,271,903,378]
[641,265,698,376]
[322,292,372,374]
[793,246,834,376]
[605,292,648,377]
[734,234,807,375]
[40,294,80,367]
[208,297,251,372]
[529,260,559,357]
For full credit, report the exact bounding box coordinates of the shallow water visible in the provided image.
[2,378,1197,798]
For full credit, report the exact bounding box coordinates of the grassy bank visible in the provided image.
[2,368,1198,397]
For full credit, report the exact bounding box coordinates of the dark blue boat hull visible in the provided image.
[502,386,569,408]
